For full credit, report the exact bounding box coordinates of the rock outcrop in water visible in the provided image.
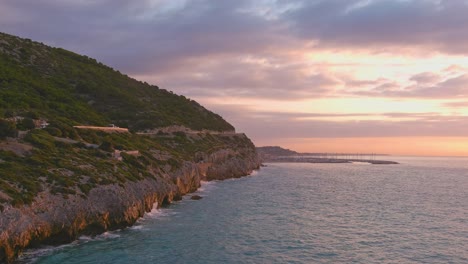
[190,195,203,200]
[0,143,260,263]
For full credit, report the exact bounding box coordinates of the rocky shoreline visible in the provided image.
[0,147,260,263]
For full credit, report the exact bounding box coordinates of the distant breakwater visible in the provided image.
[263,156,399,165]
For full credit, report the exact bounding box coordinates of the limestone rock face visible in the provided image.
[206,148,260,180]
[0,145,260,263]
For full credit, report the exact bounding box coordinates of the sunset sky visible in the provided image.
[2,0,468,156]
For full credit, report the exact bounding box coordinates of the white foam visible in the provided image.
[77,230,122,242]
[135,205,175,220]
[129,224,144,230]
[145,205,163,218]
[249,170,259,176]
[17,243,75,263]
[97,231,121,240]
[198,180,216,192]
[140,203,176,221]
[78,235,93,241]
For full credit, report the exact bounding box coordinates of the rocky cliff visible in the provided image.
[0,139,260,263]
[0,32,262,263]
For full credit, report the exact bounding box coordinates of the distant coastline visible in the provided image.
[257,146,399,165]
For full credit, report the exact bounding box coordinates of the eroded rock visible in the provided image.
[0,145,260,263]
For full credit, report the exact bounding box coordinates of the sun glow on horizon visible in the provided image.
[121,0,468,157]
[254,137,468,157]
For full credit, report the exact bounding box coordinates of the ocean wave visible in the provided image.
[77,231,121,242]
[140,205,177,221]
[97,231,121,240]
[249,169,259,176]
[17,229,124,263]
[129,224,144,230]
[144,205,164,218]
[78,235,93,241]
[197,180,217,192]
[17,241,77,263]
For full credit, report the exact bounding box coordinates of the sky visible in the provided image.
[2,0,468,156]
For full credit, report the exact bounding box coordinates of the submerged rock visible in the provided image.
[190,195,203,200]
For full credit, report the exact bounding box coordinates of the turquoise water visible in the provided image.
[21,157,468,263]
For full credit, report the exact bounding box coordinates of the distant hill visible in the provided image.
[256,146,299,158]
[0,31,255,207]
[0,32,234,132]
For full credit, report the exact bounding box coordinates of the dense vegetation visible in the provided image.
[256,146,299,157]
[0,129,254,207]
[0,32,234,132]
[0,32,254,208]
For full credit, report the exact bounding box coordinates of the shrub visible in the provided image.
[0,119,17,139]
[24,129,55,151]
[25,111,39,119]
[99,141,114,152]
[44,127,62,137]
[18,118,35,130]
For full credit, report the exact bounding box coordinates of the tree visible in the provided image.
[99,140,114,152]
[44,127,62,137]
[25,111,39,119]
[0,119,18,139]
[18,118,35,130]
[4,110,15,118]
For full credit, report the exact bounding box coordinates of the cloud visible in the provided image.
[2,0,468,151]
[136,57,341,99]
[210,104,468,141]
[409,72,441,84]
[287,0,468,54]
[4,0,468,77]
[0,0,293,75]
[353,71,468,99]
[443,101,468,108]
[2,0,468,97]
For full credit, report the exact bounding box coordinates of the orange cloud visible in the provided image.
[3,0,468,155]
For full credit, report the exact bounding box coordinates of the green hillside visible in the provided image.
[0,32,234,132]
[0,32,255,208]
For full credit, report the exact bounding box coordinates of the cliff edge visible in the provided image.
[0,32,260,263]
[0,133,260,263]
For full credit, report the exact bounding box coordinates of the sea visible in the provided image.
[18,156,468,263]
